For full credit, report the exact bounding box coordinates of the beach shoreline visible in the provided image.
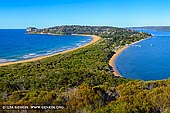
[109,37,151,77]
[0,34,101,67]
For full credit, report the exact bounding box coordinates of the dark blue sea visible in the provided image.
[0,29,92,63]
[115,29,170,81]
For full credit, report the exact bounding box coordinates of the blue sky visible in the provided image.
[0,0,170,29]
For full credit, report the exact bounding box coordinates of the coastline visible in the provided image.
[109,37,151,77]
[0,34,101,67]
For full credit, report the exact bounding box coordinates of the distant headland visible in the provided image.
[129,26,170,31]
[27,25,123,35]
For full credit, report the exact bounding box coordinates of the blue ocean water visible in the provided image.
[0,29,92,63]
[115,30,170,81]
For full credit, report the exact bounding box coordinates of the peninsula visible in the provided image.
[27,25,152,76]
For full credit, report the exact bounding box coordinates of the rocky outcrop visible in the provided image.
[26,27,38,33]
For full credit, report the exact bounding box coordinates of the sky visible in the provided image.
[0,0,170,29]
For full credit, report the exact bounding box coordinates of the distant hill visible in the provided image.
[27,25,124,35]
[129,26,170,31]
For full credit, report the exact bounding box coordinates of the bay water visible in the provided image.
[115,30,170,81]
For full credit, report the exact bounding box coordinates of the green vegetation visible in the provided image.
[1,26,169,113]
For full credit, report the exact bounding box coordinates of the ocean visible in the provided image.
[0,29,92,63]
[115,29,170,81]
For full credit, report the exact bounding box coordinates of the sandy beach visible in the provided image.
[109,46,127,76]
[109,37,151,77]
[0,34,101,67]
